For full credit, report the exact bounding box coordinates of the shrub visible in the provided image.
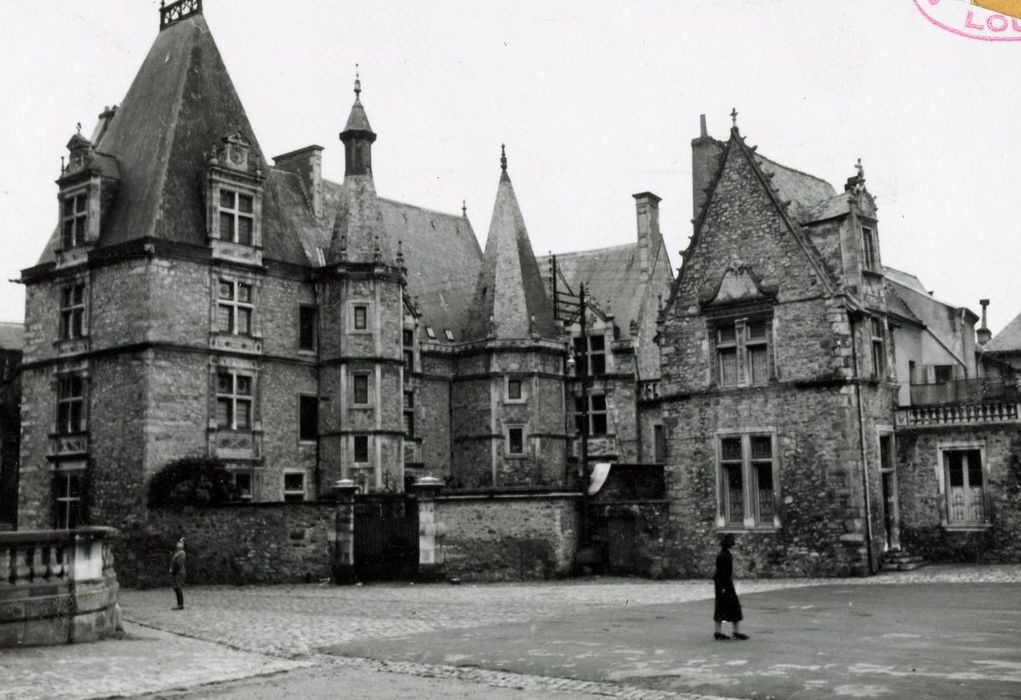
[147,456,240,509]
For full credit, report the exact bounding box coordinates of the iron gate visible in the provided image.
[353,494,419,581]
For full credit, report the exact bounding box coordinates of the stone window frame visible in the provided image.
[217,188,255,246]
[351,371,373,408]
[282,470,306,502]
[707,312,775,389]
[60,189,89,251]
[714,429,780,531]
[861,224,879,272]
[298,304,317,352]
[403,390,415,439]
[573,333,607,376]
[877,427,900,551]
[935,441,990,530]
[59,279,87,341]
[869,317,887,380]
[349,302,372,334]
[574,393,609,436]
[55,372,87,435]
[53,468,85,530]
[402,328,415,373]
[504,376,526,404]
[229,469,253,501]
[298,394,318,443]
[505,424,527,458]
[205,173,264,260]
[216,278,255,336]
[353,435,371,465]
[215,370,255,431]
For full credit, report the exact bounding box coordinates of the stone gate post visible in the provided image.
[332,479,358,584]
[414,476,445,581]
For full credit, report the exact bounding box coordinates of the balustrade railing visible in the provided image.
[639,380,661,401]
[0,527,117,588]
[896,401,1020,428]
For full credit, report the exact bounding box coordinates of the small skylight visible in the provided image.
[425,327,436,339]
[444,329,455,341]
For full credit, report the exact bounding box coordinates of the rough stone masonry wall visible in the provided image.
[116,502,336,588]
[659,384,874,578]
[435,495,578,581]
[897,424,1021,563]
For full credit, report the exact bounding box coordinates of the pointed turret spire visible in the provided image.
[464,149,557,340]
[340,66,376,177]
[499,143,509,182]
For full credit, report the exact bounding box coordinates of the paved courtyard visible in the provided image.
[1,565,1020,699]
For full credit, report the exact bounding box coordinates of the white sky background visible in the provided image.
[0,0,1017,333]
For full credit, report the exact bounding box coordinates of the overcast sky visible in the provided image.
[0,0,1017,334]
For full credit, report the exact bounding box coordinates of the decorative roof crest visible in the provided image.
[160,0,202,31]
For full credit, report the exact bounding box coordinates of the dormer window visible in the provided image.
[219,189,254,245]
[62,194,88,249]
[862,225,878,271]
[206,131,264,264]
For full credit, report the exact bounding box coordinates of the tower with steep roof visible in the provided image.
[452,147,567,488]
[318,76,409,493]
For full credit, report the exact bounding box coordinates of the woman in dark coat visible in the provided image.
[713,534,748,640]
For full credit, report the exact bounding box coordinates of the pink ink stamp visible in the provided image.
[915,0,1021,40]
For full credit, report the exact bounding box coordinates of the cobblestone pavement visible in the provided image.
[2,565,1020,700]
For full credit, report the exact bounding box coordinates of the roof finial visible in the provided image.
[855,157,864,180]
[76,121,82,135]
[354,63,361,100]
[500,143,507,172]
[462,199,467,218]
[730,107,738,128]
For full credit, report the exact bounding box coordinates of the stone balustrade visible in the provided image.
[896,401,1020,429]
[0,526,119,647]
[639,380,661,401]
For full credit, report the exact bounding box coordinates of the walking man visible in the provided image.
[170,539,186,610]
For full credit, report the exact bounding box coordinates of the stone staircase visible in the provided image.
[880,549,928,572]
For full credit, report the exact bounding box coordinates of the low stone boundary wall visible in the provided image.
[434,493,579,581]
[117,502,336,588]
[1,527,119,646]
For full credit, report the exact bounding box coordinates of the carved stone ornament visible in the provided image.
[699,258,778,308]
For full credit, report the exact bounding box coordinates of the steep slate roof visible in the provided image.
[378,199,481,342]
[551,242,648,335]
[262,169,323,266]
[987,310,1021,353]
[0,322,25,352]
[884,266,929,295]
[884,283,923,326]
[93,13,267,249]
[464,162,557,341]
[753,154,837,223]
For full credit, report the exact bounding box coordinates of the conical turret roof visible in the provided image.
[465,147,557,341]
[88,12,266,248]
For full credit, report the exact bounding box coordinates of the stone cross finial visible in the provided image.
[730,108,738,127]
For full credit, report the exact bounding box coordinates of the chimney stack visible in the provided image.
[273,145,324,218]
[977,299,991,346]
[691,113,725,220]
[633,192,662,275]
